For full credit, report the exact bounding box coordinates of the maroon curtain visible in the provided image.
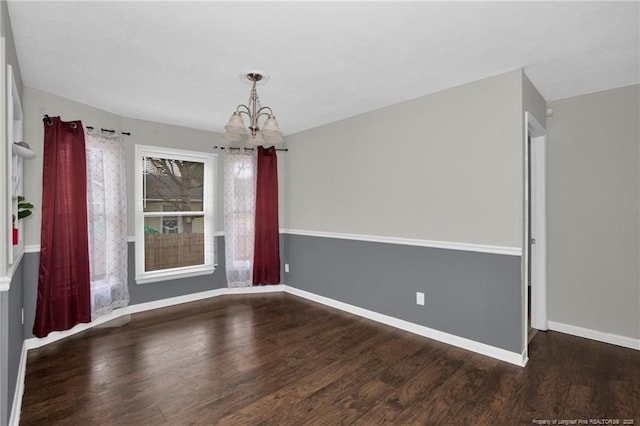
[33,117,91,338]
[253,146,281,285]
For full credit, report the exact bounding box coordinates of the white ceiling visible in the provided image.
[7,1,639,135]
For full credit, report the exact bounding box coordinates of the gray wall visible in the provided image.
[282,70,528,355]
[0,291,7,426]
[547,84,640,340]
[284,234,522,353]
[20,87,231,338]
[6,261,23,426]
[20,86,287,340]
[22,239,228,339]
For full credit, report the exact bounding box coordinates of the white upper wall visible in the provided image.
[22,87,121,246]
[1,0,24,277]
[1,0,22,98]
[285,70,524,248]
[21,87,254,245]
[547,84,639,340]
[22,86,287,244]
[21,69,538,253]
[522,71,547,130]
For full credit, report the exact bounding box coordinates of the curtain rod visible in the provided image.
[213,146,288,152]
[85,126,131,136]
[42,115,131,136]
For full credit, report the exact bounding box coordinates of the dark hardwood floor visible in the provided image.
[20,293,639,425]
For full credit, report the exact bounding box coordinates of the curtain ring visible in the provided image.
[70,122,77,129]
[43,115,54,126]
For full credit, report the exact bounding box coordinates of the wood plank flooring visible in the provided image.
[20,293,639,425]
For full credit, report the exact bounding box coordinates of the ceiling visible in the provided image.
[7,1,639,136]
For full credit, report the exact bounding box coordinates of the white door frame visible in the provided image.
[523,112,548,355]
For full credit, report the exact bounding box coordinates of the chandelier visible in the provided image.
[223,71,283,145]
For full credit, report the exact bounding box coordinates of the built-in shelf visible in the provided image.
[12,143,35,159]
[6,64,29,269]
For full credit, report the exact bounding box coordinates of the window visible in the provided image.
[135,145,215,284]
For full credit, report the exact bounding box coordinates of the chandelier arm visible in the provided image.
[256,111,273,122]
[256,106,274,116]
[236,105,251,115]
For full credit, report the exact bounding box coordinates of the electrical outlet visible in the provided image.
[285,263,290,273]
[416,292,425,306]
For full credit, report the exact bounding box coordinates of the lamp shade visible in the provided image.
[263,132,284,144]
[224,112,248,136]
[262,115,280,133]
[223,131,243,142]
[262,115,283,144]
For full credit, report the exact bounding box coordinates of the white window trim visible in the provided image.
[134,144,216,284]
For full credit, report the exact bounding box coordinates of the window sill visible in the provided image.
[136,265,215,285]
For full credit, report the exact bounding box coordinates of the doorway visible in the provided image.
[524,112,547,356]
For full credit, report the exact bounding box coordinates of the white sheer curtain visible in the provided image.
[224,149,257,287]
[85,130,129,319]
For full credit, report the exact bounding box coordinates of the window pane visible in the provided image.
[143,157,204,212]
[144,215,204,272]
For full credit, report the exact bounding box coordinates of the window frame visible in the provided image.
[134,144,216,284]
[160,203,181,234]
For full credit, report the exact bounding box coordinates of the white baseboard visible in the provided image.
[21,284,526,367]
[548,321,640,350]
[283,285,526,367]
[24,285,286,350]
[9,342,27,426]
[13,286,638,425]
[225,284,285,294]
[14,282,527,423]
[15,285,288,423]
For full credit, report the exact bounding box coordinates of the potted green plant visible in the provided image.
[12,195,33,245]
